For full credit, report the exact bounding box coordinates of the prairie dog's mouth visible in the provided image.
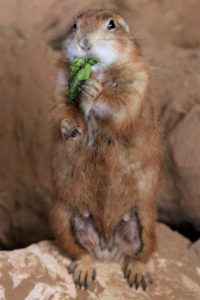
[72,53,107,72]
[65,38,118,67]
[78,50,98,60]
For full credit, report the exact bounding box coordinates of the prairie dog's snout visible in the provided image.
[79,36,91,51]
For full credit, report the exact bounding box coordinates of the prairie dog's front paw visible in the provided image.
[81,79,102,101]
[123,260,154,291]
[68,255,96,289]
[80,79,102,116]
[60,119,81,139]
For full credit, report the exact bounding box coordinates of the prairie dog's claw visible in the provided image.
[123,260,154,291]
[60,119,81,139]
[68,255,96,289]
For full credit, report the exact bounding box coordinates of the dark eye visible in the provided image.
[107,19,116,30]
[72,22,77,31]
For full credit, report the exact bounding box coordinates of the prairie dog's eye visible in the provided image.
[107,19,116,30]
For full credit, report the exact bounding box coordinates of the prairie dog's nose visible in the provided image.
[79,38,91,51]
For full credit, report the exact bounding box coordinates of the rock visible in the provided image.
[191,239,200,257]
[0,224,200,300]
[0,0,53,249]
[169,106,200,230]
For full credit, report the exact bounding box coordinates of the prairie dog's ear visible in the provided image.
[118,18,130,32]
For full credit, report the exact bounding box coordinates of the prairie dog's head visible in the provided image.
[64,9,132,68]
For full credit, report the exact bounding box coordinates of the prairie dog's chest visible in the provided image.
[80,69,105,144]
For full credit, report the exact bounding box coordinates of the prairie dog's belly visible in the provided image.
[71,206,143,262]
[58,133,138,208]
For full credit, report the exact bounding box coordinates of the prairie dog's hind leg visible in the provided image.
[51,203,96,289]
[114,207,143,257]
[70,212,100,256]
[116,206,155,290]
[69,212,101,288]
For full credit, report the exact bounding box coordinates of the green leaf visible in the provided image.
[68,56,100,104]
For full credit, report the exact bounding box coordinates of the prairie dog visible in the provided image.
[50,9,162,290]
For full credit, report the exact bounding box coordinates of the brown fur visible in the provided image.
[50,9,162,290]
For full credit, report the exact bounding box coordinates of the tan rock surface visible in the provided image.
[169,106,200,230]
[0,224,199,300]
[191,240,200,257]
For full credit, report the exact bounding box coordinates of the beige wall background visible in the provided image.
[0,0,200,249]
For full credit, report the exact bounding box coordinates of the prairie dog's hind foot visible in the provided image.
[123,260,154,291]
[60,118,82,139]
[68,255,96,289]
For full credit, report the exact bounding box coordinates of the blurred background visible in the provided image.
[0,0,200,250]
